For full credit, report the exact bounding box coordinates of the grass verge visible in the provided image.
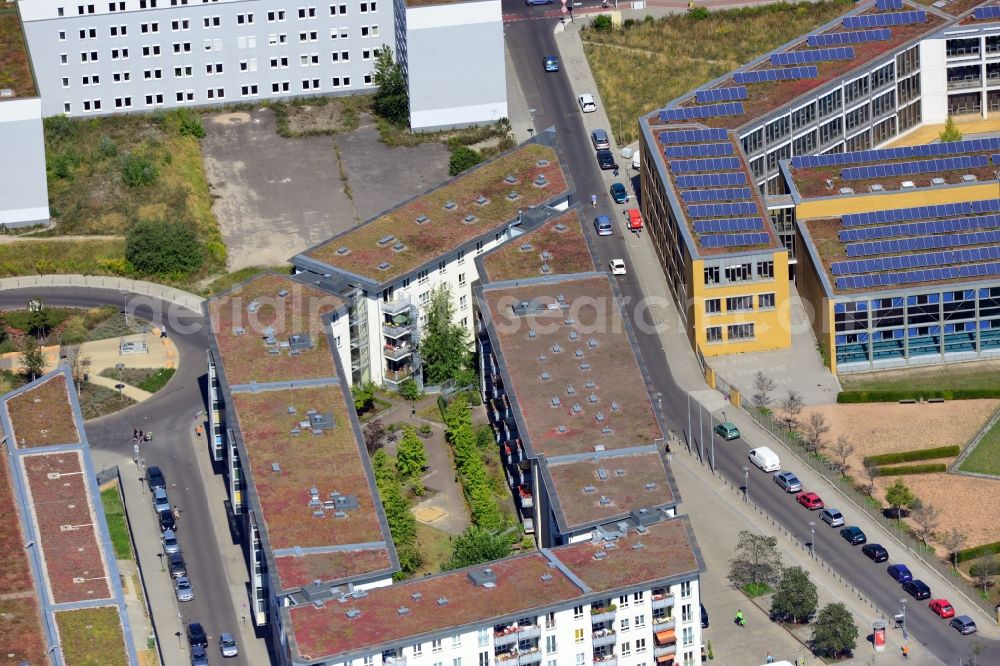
[99,367,175,393]
[100,486,132,560]
[79,382,137,420]
[582,0,855,145]
[413,522,454,576]
[743,582,772,598]
[959,418,1000,476]
[0,238,127,278]
[840,361,1000,394]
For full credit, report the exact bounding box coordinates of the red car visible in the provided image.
[929,599,956,619]
[796,492,824,510]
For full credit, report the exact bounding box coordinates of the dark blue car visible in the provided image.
[887,563,912,583]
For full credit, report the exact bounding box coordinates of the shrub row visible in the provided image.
[873,463,947,477]
[862,445,960,467]
[838,388,1000,403]
[956,540,1000,564]
[444,396,507,532]
[371,450,420,577]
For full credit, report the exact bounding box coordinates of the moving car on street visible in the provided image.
[542,56,559,72]
[220,633,239,658]
[594,216,613,236]
[609,258,626,275]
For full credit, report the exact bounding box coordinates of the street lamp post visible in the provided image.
[742,465,749,503]
[120,289,129,326]
[115,362,126,406]
[900,598,907,640]
[809,521,816,559]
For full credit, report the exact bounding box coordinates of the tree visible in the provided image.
[801,412,829,453]
[443,526,514,571]
[19,337,46,381]
[942,527,966,570]
[909,499,940,546]
[727,530,783,592]
[884,478,916,520]
[592,14,613,31]
[751,371,777,411]
[371,45,409,126]
[396,426,428,481]
[126,220,203,276]
[26,299,51,340]
[371,450,420,575]
[68,351,91,397]
[778,390,803,431]
[398,378,422,401]
[770,566,818,624]
[351,381,376,412]
[829,435,855,477]
[362,417,386,456]
[970,555,1000,594]
[860,461,879,498]
[448,146,484,177]
[810,602,858,659]
[940,116,962,143]
[421,287,471,385]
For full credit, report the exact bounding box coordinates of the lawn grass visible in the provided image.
[582,0,855,145]
[0,238,127,278]
[84,312,147,341]
[98,367,175,393]
[55,606,129,666]
[840,362,1000,394]
[100,486,133,560]
[413,522,454,576]
[959,418,1000,476]
[79,382,137,420]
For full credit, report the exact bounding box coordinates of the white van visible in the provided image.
[632,151,641,170]
[749,447,781,472]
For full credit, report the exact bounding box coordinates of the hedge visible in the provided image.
[863,445,960,467]
[838,388,1000,403]
[956,540,1000,564]
[873,463,947,477]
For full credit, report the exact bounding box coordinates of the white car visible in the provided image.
[609,258,626,275]
[578,93,597,113]
[219,633,239,657]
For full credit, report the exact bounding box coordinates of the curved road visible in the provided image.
[0,287,251,666]
[502,9,999,664]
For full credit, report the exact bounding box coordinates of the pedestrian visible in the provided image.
[734,609,745,627]
[411,406,416,417]
[613,167,619,177]
[766,653,774,664]
[133,428,138,440]
[902,644,909,659]
[138,430,143,441]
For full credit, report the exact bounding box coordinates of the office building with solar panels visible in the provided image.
[638,0,1000,372]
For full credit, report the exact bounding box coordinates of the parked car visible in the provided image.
[748,447,780,472]
[596,149,617,170]
[526,0,553,4]
[175,576,194,602]
[542,56,559,72]
[578,93,597,113]
[714,422,740,441]
[158,509,176,532]
[840,526,866,545]
[950,615,977,635]
[146,466,166,491]
[610,182,629,203]
[903,579,931,600]
[820,508,845,528]
[773,471,802,493]
[928,599,955,619]
[609,258,626,275]
[700,603,709,628]
[188,622,208,648]
[168,551,187,578]
[861,543,888,562]
[162,529,180,555]
[219,633,239,658]
[594,216,613,236]
[191,645,209,666]
[796,492,824,510]
[591,129,611,150]
[153,487,170,514]
[887,564,913,584]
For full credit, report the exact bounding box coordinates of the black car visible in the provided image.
[158,508,176,532]
[596,149,617,171]
[188,622,208,648]
[168,551,187,578]
[902,579,931,600]
[700,603,709,628]
[861,543,889,562]
[840,526,866,545]
[147,466,166,491]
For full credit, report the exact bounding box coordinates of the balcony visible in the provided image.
[517,485,533,509]
[592,629,617,648]
[382,320,413,339]
[518,651,542,665]
[590,605,617,624]
[494,624,541,647]
[384,343,414,361]
[652,618,676,631]
[383,658,407,666]
[593,657,618,666]
[383,367,414,387]
[652,593,674,610]
[381,297,412,315]
[654,644,677,658]
[948,77,982,90]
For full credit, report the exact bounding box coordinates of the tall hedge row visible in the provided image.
[444,397,507,532]
[838,388,1000,403]
[862,445,960,467]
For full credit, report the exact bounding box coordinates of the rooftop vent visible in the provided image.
[593,551,608,560]
[346,609,362,619]
[963,174,978,182]
[551,397,562,407]
[540,263,551,274]
[588,338,599,348]
[336,246,351,255]
[535,175,549,187]
[247,300,261,313]
[233,326,246,336]
[540,573,553,581]
[557,294,566,304]
[538,354,547,362]
[554,223,567,232]
[575,350,584,358]
[931,177,946,185]
[537,159,550,167]
[900,180,916,189]
[601,426,613,435]
[528,329,537,339]
[869,184,884,193]
[507,191,520,201]
[378,262,391,271]
[583,485,597,493]
[632,542,647,550]
[540,372,551,381]
[393,242,406,252]
[589,394,598,403]
[594,444,606,452]
[557,425,567,433]
[580,362,592,371]
[468,567,498,588]
[565,318,576,326]
[278,289,289,298]
[552,343,562,353]
[464,214,478,224]
[540,250,553,261]
[839,187,854,195]
[597,468,608,480]
[644,482,658,490]
[825,179,834,189]
[569,331,579,341]
[566,384,575,395]
[289,334,312,351]
[378,234,396,246]
[307,411,336,431]
[595,411,606,423]
[0,89,13,98]
[397,606,411,615]
[572,403,582,414]
[444,200,457,210]
[615,468,626,477]
[416,214,429,225]
[520,243,534,252]
[586,380,597,389]
[611,401,621,412]
[288,406,297,414]
[412,592,423,601]
[505,174,518,184]
[437,597,449,606]
[272,462,281,472]
[476,195,489,205]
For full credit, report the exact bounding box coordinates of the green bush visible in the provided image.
[120,153,158,187]
[838,388,1000,402]
[98,135,118,158]
[872,463,947,477]
[398,378,422,401]
[689,6,710,19]
[44,115,76,141]
[174,109,206,139]
[125,220,203,276]
[862,446,961,467]
[956,540,1000,564]
[592,14,613,31]
[448,146,484,176]
[50,151,79,180]
[60,316,89,346]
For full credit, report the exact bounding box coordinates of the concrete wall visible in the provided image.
[920,37,948,125]
[404,0,506,131]
[0,98,50,226]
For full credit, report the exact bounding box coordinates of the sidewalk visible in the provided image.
[81,330,177,403]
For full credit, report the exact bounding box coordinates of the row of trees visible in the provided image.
[372,447,421,578]
[443,396,508,532]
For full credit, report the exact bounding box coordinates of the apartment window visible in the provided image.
[81,51,99,62]
[271,57,289,68]
[621,642,631,656]
[114,96,132,108]
[61,53,69,64]
[301,54,320,65]
[268,10,286,21]
[759,293,776,310]
[206,63,223,74]
[206,88,224,99]
[620,618,630,631]
[300,30,318,42]
[111,48,129,60]
[431,639,443,653]
[817,88,842,119]
[757,260,774,279]
[239,58,258,72]
[724,263,751,283]
[173,42,192,53]
[143,69,162,80]
[81,74,100,85]
[681,604,692,623]
[740,127,763,156]
[64,102,71,113]
[110,25,129,36]
[764,115,789,144]
[545,612,555,630]
[545,636,556,653]
[635,638,647,653]
[633,591,644,603]
[706,326,722,344]
[704,298,721,315]
[241,84,259,96]
[766,142,790,173]
[139,0,157,7]
[635,615,646,628]
[59,30,67,41]
[237,12,255,24]
[62,77,70,88]
[844,75,869,106]
[271,81,290,93]
[726,295,753,312]
[819,117,843,147]
[81,98,101,111]
[172,19,189,30]
[793,130,817,156]
[141,45,161,57]
[575,655,585,666]
[452,636,461,649]
[361,0,376,10]
[268,34,288,46]
[618,595,629,608]
[360,25,379,37]
[412,644,423,656]
[573,628,584,644]
[728,323,755,341]
[144,93,164,105]
[479,655,488,666]
[417,269,429,285]
[680,581,692,598]
[175,90,194,102]
[112,71,131,82]
[419,291,430,305]
[459,295,468,309]
[476,629,488,648]
[682,627,694,647]
[704,265,720,285]
[329,3,348,13]
[140,22,160,34]
[364,74,373,85]
[790,102,816,131]
[203,16,221,27]
[298,6,317,17]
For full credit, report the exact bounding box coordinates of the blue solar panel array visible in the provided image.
[843,10,926,28]
[973,5,1000,19]
[695,87,749,103]
[841,200,1000,227]
[681,187,752,203]
[807,29,891,47]
[675,172,748,188]
[841,155,989,180]
[836,262,1000,290]
[839,214,1000,242]
[660,103,744,122]
[993,154,1000,165]
[875,0,902,10]
[670,157,743,173]
[771,47,854,66]
[845,231,1000,257]
[733,66,818,84]
[791,137,1000,168]
[832,246,1000,276]
[693,218,765,233]
[687,202,758,218]
[699,232,771,247]
[665,143,735,158]
[659,128,728,144]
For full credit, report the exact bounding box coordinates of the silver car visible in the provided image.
[153,487,170,514]
[162,529,180,555]
[175,576,194,602]
[773,471,802,493]
[219,633,239,657]
[820,508,845,527]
